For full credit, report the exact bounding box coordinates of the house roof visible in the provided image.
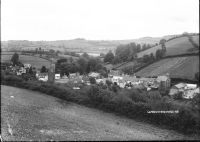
[113,76,123,80]
[88,72,100,77]
[186,84,197,89]
[157,76,169,81]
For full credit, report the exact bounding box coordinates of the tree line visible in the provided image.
[55,53,108,77]
[104,40,166,65]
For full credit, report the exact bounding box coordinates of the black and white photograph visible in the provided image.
[1,0,199,141]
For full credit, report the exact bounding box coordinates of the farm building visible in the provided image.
[169,83,198,99]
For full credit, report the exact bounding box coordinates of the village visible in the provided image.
[2,62,199,100]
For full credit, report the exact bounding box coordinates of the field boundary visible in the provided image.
[114,52,199,73]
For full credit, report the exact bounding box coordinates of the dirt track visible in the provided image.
[1,85,198,141]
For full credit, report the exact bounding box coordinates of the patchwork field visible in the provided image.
[135,56,199,80]
[137,35,199,58]
[1,53,51,69]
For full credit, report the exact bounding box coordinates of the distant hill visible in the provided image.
[137,35,199,58]
[135,56,199,81]
[1,34,182,54]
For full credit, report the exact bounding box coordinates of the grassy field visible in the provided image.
[2,85,196,141]
[1,53,51,69]
[135,56,199,80]
[137,35,199,58]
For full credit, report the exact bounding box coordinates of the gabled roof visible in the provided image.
[186,84,197,89]
[157,76,169,81]
[88,72,100,77]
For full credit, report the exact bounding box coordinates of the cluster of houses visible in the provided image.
[51,70,171,93]
[2,63,34,76]
[169,83,199,99]
[2,62,199,99]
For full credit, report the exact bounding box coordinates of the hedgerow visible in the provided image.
[1,72,199,135]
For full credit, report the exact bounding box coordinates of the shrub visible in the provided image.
[4,75,23,84]
[88,85,114,104]
[173,92,183,100]
[89,77,96,84]
[125,89,148,103]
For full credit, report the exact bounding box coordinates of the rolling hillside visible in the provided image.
[1,34,180,55]
[1,53,51,69]
[135,56,199,81]
[137,35,199,58]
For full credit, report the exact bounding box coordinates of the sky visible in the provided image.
[1,0,199,41]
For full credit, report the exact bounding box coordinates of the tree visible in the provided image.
[82,52,89,59]
[41,66,47,73]
[142,55,150,63]
[29,67,33,74]
[77,57,88,74]
[173,92,183,100]
[49,49,55,55]
[104,50,114,63]
[159,39,166,51]
[106,80,112,87]
[136,44,141,52]
[100,53,105,57]
[89,77,96,84]
[142,44,147,50]
[87,58,99,72]
[69,57,73,63]
[11,52,19,66]
[57,58,68,64]
[156,49,164,60]
[98,69,108,78]
[195,72,199,81]
[112,56,121,64]
[182,32,189,36]
[150,53,155,62]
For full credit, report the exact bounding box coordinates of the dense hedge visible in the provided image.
[1,73,199,135]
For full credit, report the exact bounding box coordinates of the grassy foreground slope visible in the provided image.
[2,85,195,141]
[135,56,199,80]
[137,35,199,58]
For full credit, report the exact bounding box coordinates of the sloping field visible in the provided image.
[117,61,138,70]
[1,85,196,141]
[1,53,51,69]
[137,35,199,58]
[135,56,199,80]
